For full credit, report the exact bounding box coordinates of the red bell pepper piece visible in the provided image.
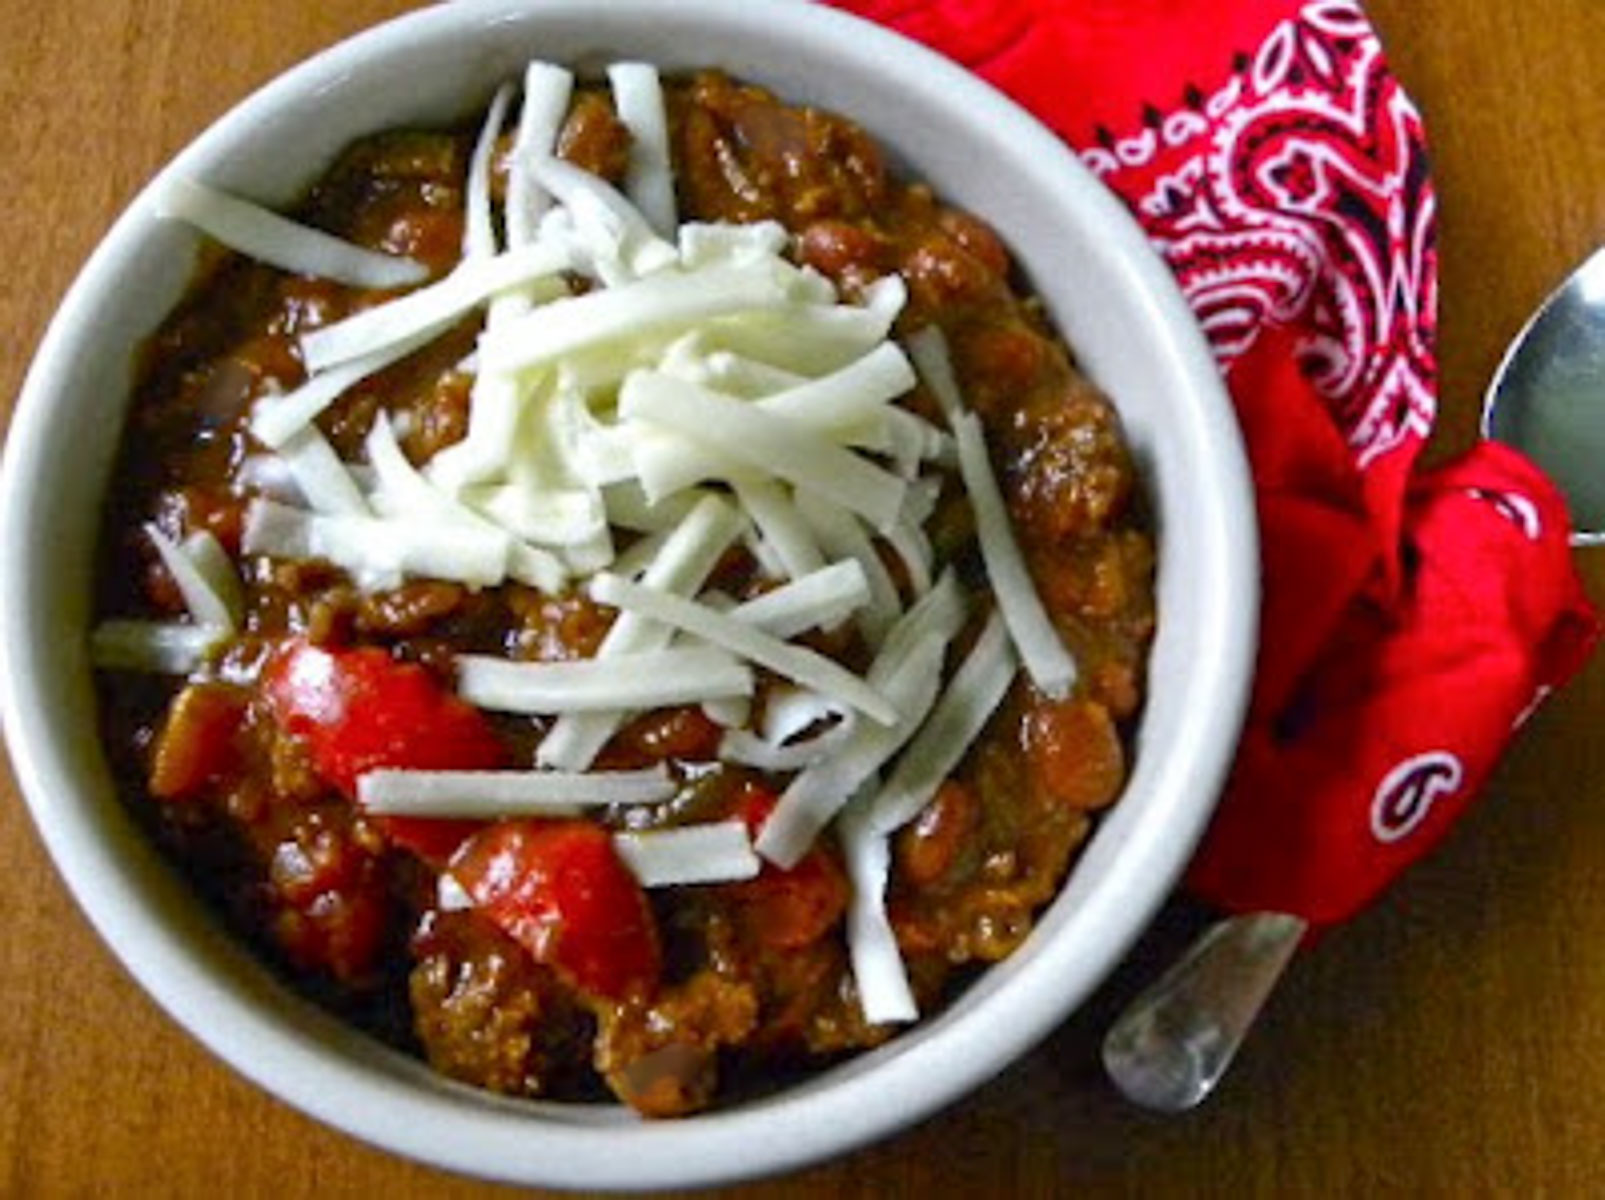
[448,819,662,1001]
[725,785,850,949]
[261,638,506,861]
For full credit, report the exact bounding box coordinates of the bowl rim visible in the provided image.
[0,0,1258,1190]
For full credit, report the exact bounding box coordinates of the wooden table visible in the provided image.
[3,3,1603,1195]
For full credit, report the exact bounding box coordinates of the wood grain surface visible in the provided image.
[3,3,1603,1196]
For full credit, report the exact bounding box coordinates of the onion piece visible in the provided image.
[154,177,427,290]
[612,821,761,888]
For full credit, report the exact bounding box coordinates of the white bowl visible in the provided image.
[0,0,1257,1190]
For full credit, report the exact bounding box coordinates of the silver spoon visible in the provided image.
[1482,245,1605,545]
[1103,244,1605,1111]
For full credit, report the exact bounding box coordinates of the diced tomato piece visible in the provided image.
[449,820,661,1002]
[261,639,508,861]
[725,786,850,950]
[379,816,487,865]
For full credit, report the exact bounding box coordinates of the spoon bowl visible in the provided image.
[1483,246,1605,545]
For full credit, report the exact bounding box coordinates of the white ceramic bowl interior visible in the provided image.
[0,0,1257,1190]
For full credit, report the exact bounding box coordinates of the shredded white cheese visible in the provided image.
[607,63,677,238]
[155,177,429,290]
[620,371,908,532]
[299,239,571,374]
[762,686,849,746]
[458,646,754,714]
[276,426,369,516]
[731,478,826,582]
[794,490,903,646]
[145,525,242,632]
[612,821,761,887]
[249,324,438,449]
[950,411,1077,699]
[677,221,790,271]
[505,63,575,249]
[357,765,675,817]
[754,633,946,868]
[241,497,511,591]
[589,571,900,727]
[479,260,793,375]
[601,481,706,534]
[89,619,225,674]
[536,494,744,770]
[867,609,1017,835]
[524,155,677,283]
[464,83,515,259]
[707,274,907,375]
[755,341,917,436]
[724,559,871,641]
[839,803,919,1024]
[719,717,856,773]
[464,483,605,550]
[111,60,1120,1035]
[910,327,1077,698]
[364,413,568,591]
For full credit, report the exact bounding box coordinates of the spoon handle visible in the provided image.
[1101,911,1306,1112]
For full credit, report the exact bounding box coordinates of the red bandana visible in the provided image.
[832,0,1599,926]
